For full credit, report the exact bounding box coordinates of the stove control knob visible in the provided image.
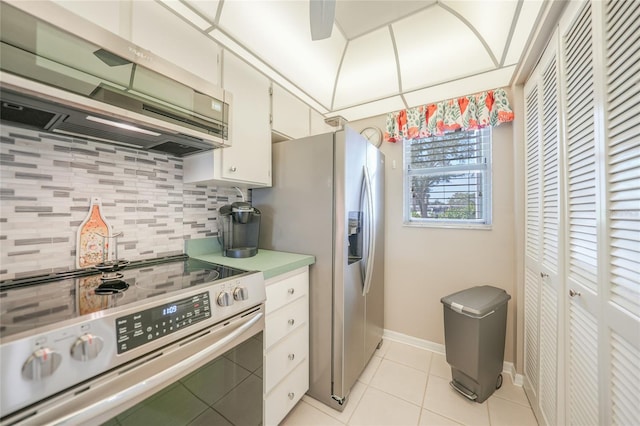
[22,348,62,380]
[233,286,249,301]
[217,291,233,307]
[70,334,104,361]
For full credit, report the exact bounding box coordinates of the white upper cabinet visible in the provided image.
[131,1,220,86]
[51,0,122,35]
[184,51,272,188]
[52,1,221,86]
[220,52,271,185]
[271,84,310,140]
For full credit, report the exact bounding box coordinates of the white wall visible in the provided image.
[351,114,517,363]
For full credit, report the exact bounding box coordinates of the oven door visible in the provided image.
[4,306,264,426]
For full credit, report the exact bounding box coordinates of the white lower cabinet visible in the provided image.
[265,296,307,349]
[265,359,309,426]
[264,267,309,425]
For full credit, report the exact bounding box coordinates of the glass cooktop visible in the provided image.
[0,255,247,338]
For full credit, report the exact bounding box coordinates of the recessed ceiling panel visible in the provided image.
[335,0,436,40]
[504,0,544,65]
[393,5,495,92]
[403,65,516,108]
[333,28,398,110]
[441,0,518,64]
[157,0,546,121]
[219,0,346,108]
[330,96,406,122]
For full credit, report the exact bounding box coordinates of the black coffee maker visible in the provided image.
[218,202,261,258]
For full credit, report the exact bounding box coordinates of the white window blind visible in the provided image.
[404,127,492,226]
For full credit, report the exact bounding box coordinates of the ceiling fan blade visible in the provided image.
[310,0,335,41]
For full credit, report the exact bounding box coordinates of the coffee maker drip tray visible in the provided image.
[225,247,258,258]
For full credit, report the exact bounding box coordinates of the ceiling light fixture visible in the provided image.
[85,116,161,137]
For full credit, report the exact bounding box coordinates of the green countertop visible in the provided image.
[192,250,314,280]
[186,239,314,280]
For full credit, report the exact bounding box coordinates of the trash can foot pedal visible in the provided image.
[450,380,477,401]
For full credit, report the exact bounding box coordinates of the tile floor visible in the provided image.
[281,340,538,426]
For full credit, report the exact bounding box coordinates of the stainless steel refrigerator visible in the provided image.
[252,125,384,411]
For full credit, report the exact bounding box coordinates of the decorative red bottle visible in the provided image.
[76,197,112,268]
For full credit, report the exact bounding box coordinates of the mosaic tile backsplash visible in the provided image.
[0,126,244,280]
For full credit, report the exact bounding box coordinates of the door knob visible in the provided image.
[569,289,581,297]
[230,166,237,172]
[540,272,549,278]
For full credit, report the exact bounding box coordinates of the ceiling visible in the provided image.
[163,0,546,121]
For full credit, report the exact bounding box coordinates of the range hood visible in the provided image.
[0,1,231,156]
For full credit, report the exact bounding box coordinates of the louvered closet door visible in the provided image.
[525,1,640,424]
[523,32,562,426]
[523,76,541,413]
[602,0,640,424]
[560,2,600,424]
[538,34,562,426]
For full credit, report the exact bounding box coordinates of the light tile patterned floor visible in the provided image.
[281,340,538,426]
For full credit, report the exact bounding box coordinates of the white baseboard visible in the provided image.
[502,360,524,386]
[383,329,446,354]
[382,328,525,387]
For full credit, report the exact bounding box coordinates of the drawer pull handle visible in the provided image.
[288,353,295,361]
[288,392,295,400]
[287,288,295,295]
[288,318,295,326]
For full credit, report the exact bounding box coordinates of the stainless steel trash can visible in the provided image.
[441,285,511,403]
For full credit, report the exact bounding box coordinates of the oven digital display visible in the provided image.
[115,292,210,354]
[163,305,178,316]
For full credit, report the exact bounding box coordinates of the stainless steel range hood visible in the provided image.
[0,1,231,157]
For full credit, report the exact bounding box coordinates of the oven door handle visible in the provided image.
[40,310,264,425]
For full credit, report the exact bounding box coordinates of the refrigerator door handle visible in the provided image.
[362,165,376,296]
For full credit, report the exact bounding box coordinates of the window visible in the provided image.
[404,127,492,227]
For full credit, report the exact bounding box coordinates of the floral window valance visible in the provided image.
[384,88,514,142]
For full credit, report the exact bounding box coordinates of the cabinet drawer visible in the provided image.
[265,269,308,313]
[265,358,309,426]
[265,324,308,392]
[266,295,307,350]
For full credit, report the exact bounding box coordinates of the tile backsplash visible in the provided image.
[0,126,243,280]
